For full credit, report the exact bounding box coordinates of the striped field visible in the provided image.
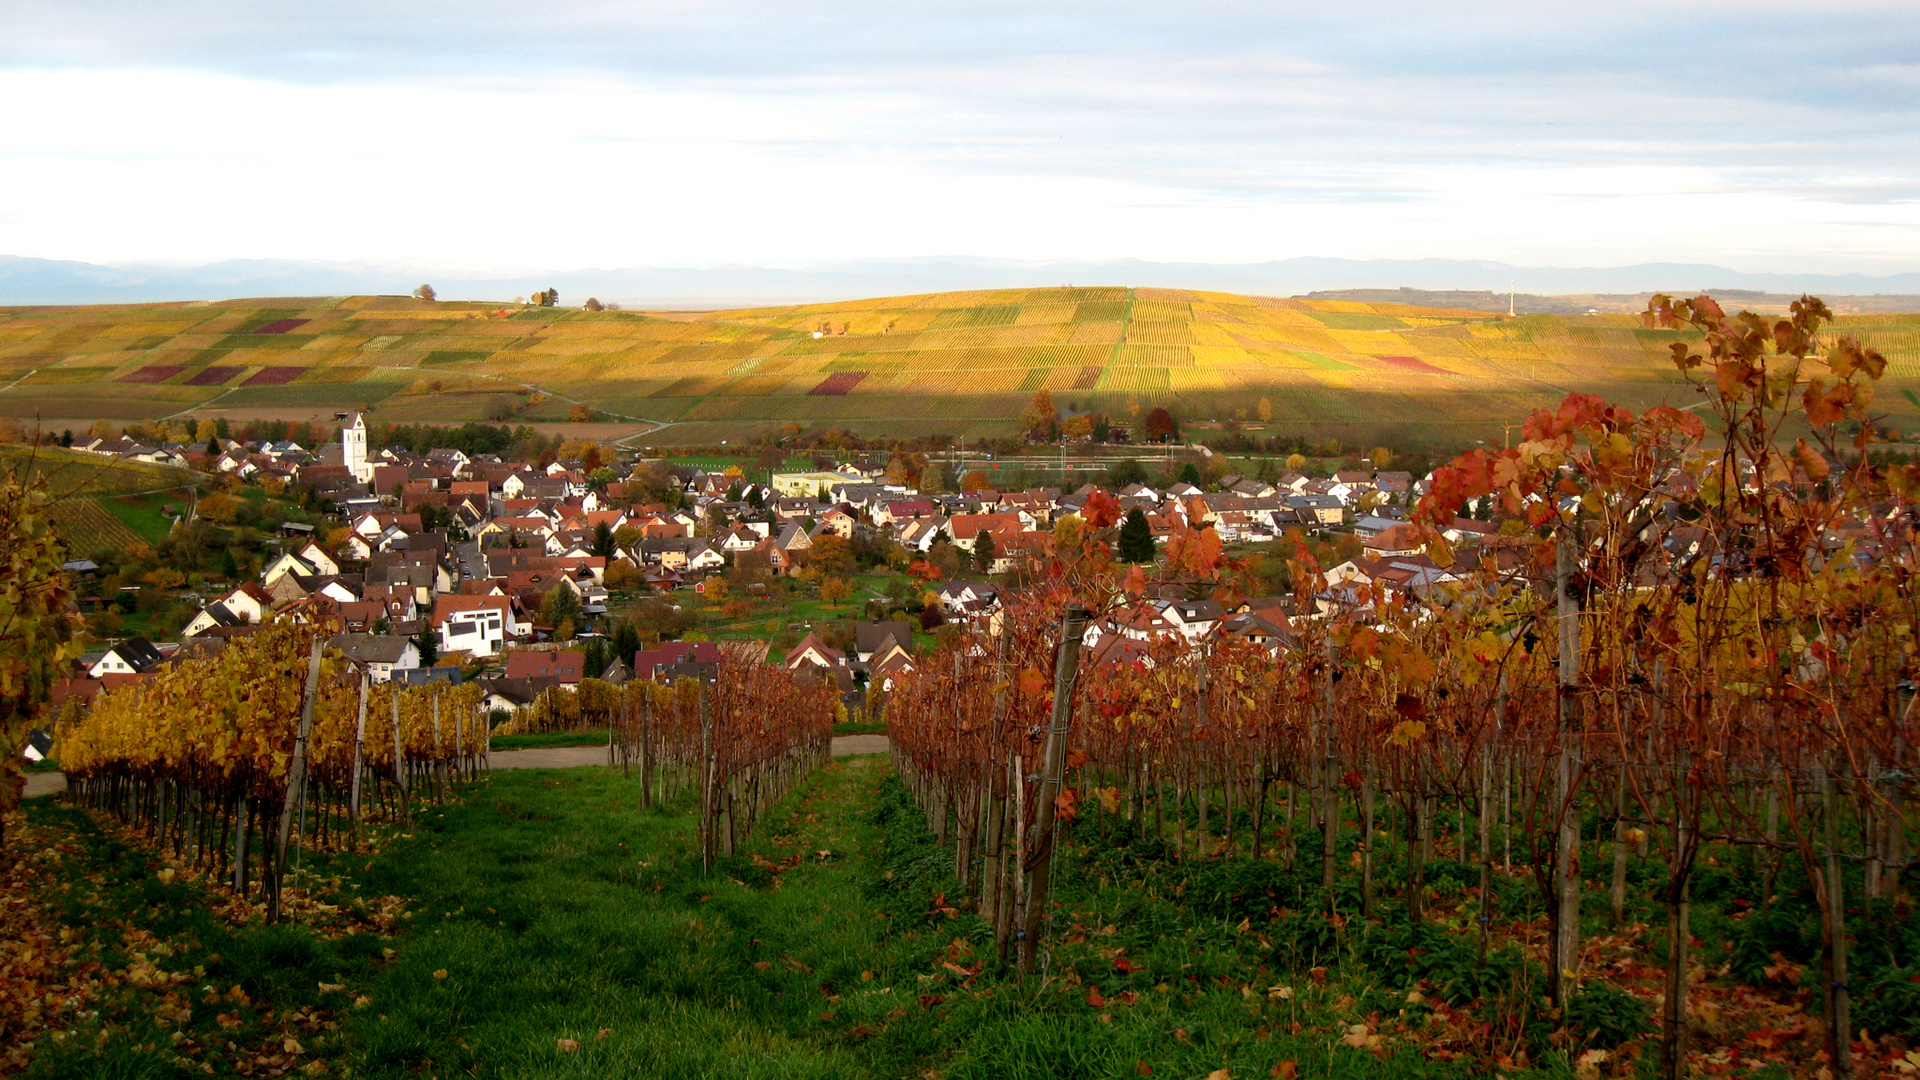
[4,288,1918,448]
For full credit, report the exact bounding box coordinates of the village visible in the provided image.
[37,409,1541,725]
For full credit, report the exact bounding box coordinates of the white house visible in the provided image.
[432,595,514,658]
[328,633,421,684]
[87,637,167,678]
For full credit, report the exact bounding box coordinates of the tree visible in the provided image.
[921,463,954,494]
[583,298,605,312]
[531,288,560,307]
[1177,461,1202,486]
[1117,506,1155,563]
[1257,397,1273,422]
[611,619,641,668]
[1062,414,1094,441]
[959,470,991,492]
[591,522,616,558]
[706,503,730,534]
[1144,406,1180,443]
[541,583,580,630]
[1285,452,1307,473]
[1107,458,1147,488]
[971,529,998,574]
[485,396,518,422]
[582,636,607,678]
[413,284,437,301]
[811,533,855,576]
[569,404,596,423]
[196,493,242,524]
[0,471,80,846]
[918,602,945,631]
[415,628,438,667]
[1019,389,1059,441]
[819,576,854,605]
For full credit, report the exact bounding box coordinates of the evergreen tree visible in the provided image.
[1178,461,1202,486]
[582,636,608,679]
[972,529,998,574]
[612,619,642,669]
[415,629,439,667]
[218,547,239,580]
[1118,507,1155,563]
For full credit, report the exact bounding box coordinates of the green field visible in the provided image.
[0,445,202,554]
[8,289,1913,449]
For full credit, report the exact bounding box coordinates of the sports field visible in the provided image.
[4,288,1916,448]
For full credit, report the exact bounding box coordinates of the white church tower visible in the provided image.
[342,412,372,483]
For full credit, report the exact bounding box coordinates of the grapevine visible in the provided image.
[884,296,1920,1077]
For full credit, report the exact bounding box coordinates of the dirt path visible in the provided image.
[21,736,891,796]
[489,734,889,770]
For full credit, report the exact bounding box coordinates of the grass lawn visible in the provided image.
[18,759,1551,1080]
[488,730,611,751]
[99,492,177,544]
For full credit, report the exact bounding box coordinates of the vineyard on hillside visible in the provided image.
[885,297,1920,1077]
[7,288,1919,444]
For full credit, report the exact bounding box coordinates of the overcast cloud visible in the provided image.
[2,1,1917,274]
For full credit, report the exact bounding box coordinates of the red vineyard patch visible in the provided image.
[1372,355,1452,374]
[185,365,243,386]
[119,366,184,383]
[243,365,304,386]
[809,371,868,395]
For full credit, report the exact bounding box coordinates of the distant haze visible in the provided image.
[7,254,1920,310]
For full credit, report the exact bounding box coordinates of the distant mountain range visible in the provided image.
[4,253,1919,309]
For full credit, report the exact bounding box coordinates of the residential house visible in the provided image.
[505,650,584,688]
[328,633,421,684]
[87,636,168,678]
[432,594,514,657]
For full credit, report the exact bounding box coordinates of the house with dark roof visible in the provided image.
[86,636,167,678]
[852,621,914,664]
[328,633,421,684]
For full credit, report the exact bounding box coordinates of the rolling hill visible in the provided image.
[3,287,1917,449]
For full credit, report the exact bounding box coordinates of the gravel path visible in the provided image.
[24,771,65,799]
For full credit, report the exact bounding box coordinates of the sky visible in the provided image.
[2,0,1918,275]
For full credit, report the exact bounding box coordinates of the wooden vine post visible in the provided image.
[699,681,715,873]
[433,693,447,803]
[268,634,324,924]
[1820,759,1853,1079]
[391,689,409,823]
[1018,602,1088,975]
[1553,525,1583,1007]
[349,672,369,847]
